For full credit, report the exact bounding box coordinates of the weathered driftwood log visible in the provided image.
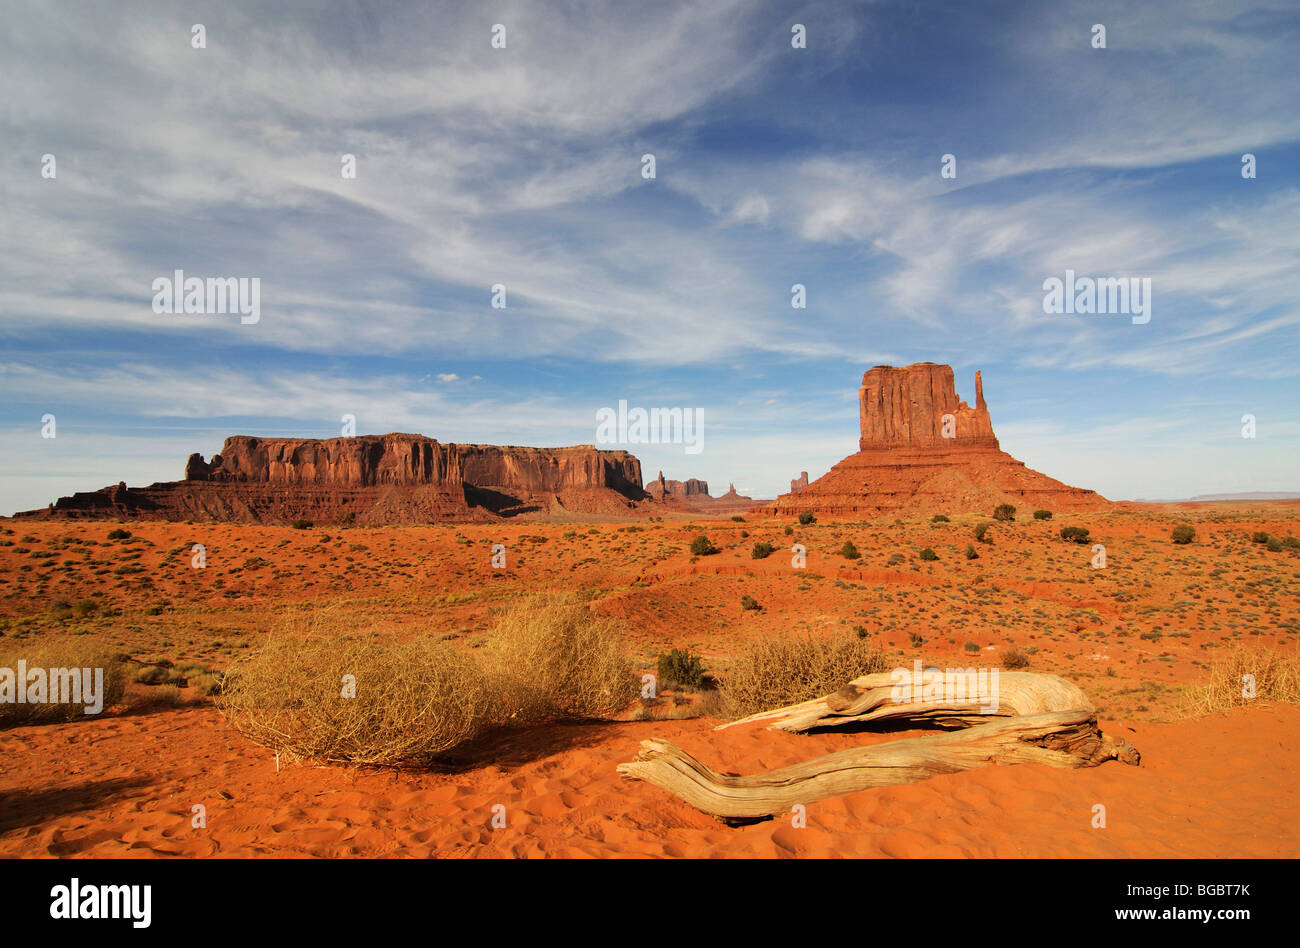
[716,669,1092,732]
[619,709,1140,821]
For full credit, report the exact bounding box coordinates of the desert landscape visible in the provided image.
[4,4,1298,918]
[2,362,1296,859]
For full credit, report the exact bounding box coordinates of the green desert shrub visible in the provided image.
[656,648,707,690]
[838,540,860,560]
[291,519,313,530]
[1171,525,1196,544]
[965,544,978,560]
[1266,536,1284,553]
[1059,526,1091,544]
[1250,531,1271,544]
[1033,510,1053,520]
[750,541,775,560]
[689,534,719,556]
[797,511,816,525]
[919,547,938,561]
[107,528,131,540]
[931,514,950,523]
[992,504,1016,522]
[974,523,991,543]
[740,594,762,611]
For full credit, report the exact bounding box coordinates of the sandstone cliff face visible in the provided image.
[768,363,1107,517]
[859,363,997,450]
[25,434,647,524]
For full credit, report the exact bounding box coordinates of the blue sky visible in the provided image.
[3,0,1299,513]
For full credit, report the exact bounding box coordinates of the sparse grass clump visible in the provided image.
[740,594,762,611]
[1182,646,1300,716]
[974,523,991,544]
[657,648,706,690]
[965,544,978,560]
[0,642,127,727]
[719,634,890,719]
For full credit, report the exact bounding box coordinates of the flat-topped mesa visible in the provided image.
[192,434,643,495]
[859,363,997,451]
[23,434,648,524]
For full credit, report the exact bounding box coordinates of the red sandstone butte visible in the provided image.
[764,363,1108,517]
[20,434,647,525]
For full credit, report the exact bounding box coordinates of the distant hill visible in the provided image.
[1134,491,1300,503]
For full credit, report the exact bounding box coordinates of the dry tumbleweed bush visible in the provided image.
[1182,644,1300,717]
[216,617,492,767]
[0,641,126,728]
[482,593,638,723]
[217,597,637,767]
[718,634,890,720]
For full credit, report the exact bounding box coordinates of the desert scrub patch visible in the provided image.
[1182,645,1299,716]
[656,648,707,690]
[1171,525,1196,544]
[689,534,719,556]
[919,547,938,561]
[740,594,762,611]
[1001,647,1031,669]
[0,642,126,727]
[718,634,889,719]
[1060,526,1091,544]
[838,540,860,559]
[750,540,775,560]
[992,504,1016,522]
[1033,510,1053,520]
[481,594,637,724]
[216,618,492,767]
[931,514,949,523]
[797,511,816,525]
